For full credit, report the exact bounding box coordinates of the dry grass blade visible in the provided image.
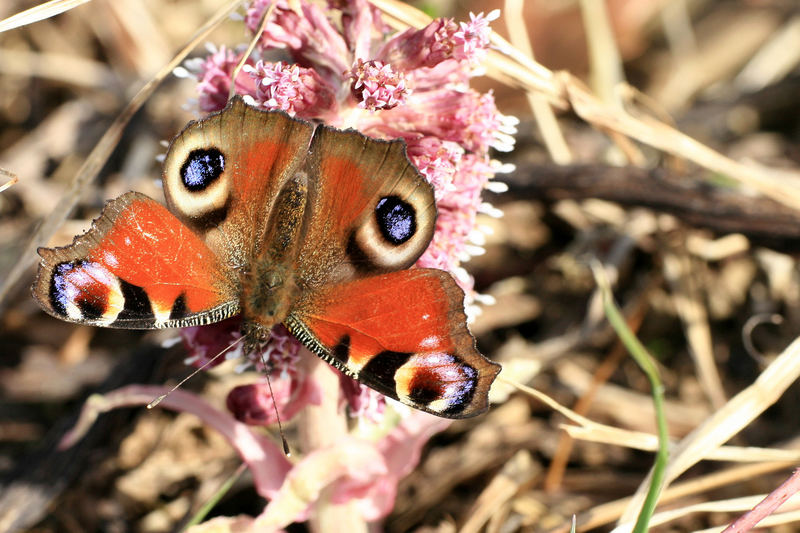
[458,450,540,533]
[360,0,431,28]
[499,377,597,430]
[371,0,800,213]
[500,374,797,465]
[662,247,727,409]
[722,468,800,532]
[661,0,698,60]
[509,351,798,465]
[578,0,625,107]
[0,48,114,87]
[0,0,91,33]
[555,461,798,532]
[544,297,643,491]
[634,494,800,532]
[717,510,800,532]
[735,15,800,91]
[503,0,572,164]
[564,422,800,463]
[577,0,647,166]
[650,9,780,112]
[563,77,800,210]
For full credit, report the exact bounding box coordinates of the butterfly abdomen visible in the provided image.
[241,261,296,328]
[262,173,308,259]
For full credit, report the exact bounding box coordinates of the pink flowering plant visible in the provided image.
[68,1,515,530]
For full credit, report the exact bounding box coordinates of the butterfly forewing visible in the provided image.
[295,125,437,288]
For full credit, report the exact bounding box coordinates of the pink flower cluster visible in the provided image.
[245,60,336,116]
[39,2,522,530]
[177,0,515,429]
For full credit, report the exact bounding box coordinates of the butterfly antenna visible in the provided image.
[148,334,246,409]
[259,351,291,456]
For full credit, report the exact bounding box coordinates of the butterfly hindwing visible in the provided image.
[33,192,239,328]
[286,269,501,418]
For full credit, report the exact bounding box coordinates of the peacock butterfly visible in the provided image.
[32,97,501,418]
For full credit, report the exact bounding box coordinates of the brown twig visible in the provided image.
[500,163,800,251]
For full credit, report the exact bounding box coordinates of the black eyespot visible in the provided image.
[375,196,415,245]
[180,148,225,191]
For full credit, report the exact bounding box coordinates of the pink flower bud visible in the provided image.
[191,46,257,112]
